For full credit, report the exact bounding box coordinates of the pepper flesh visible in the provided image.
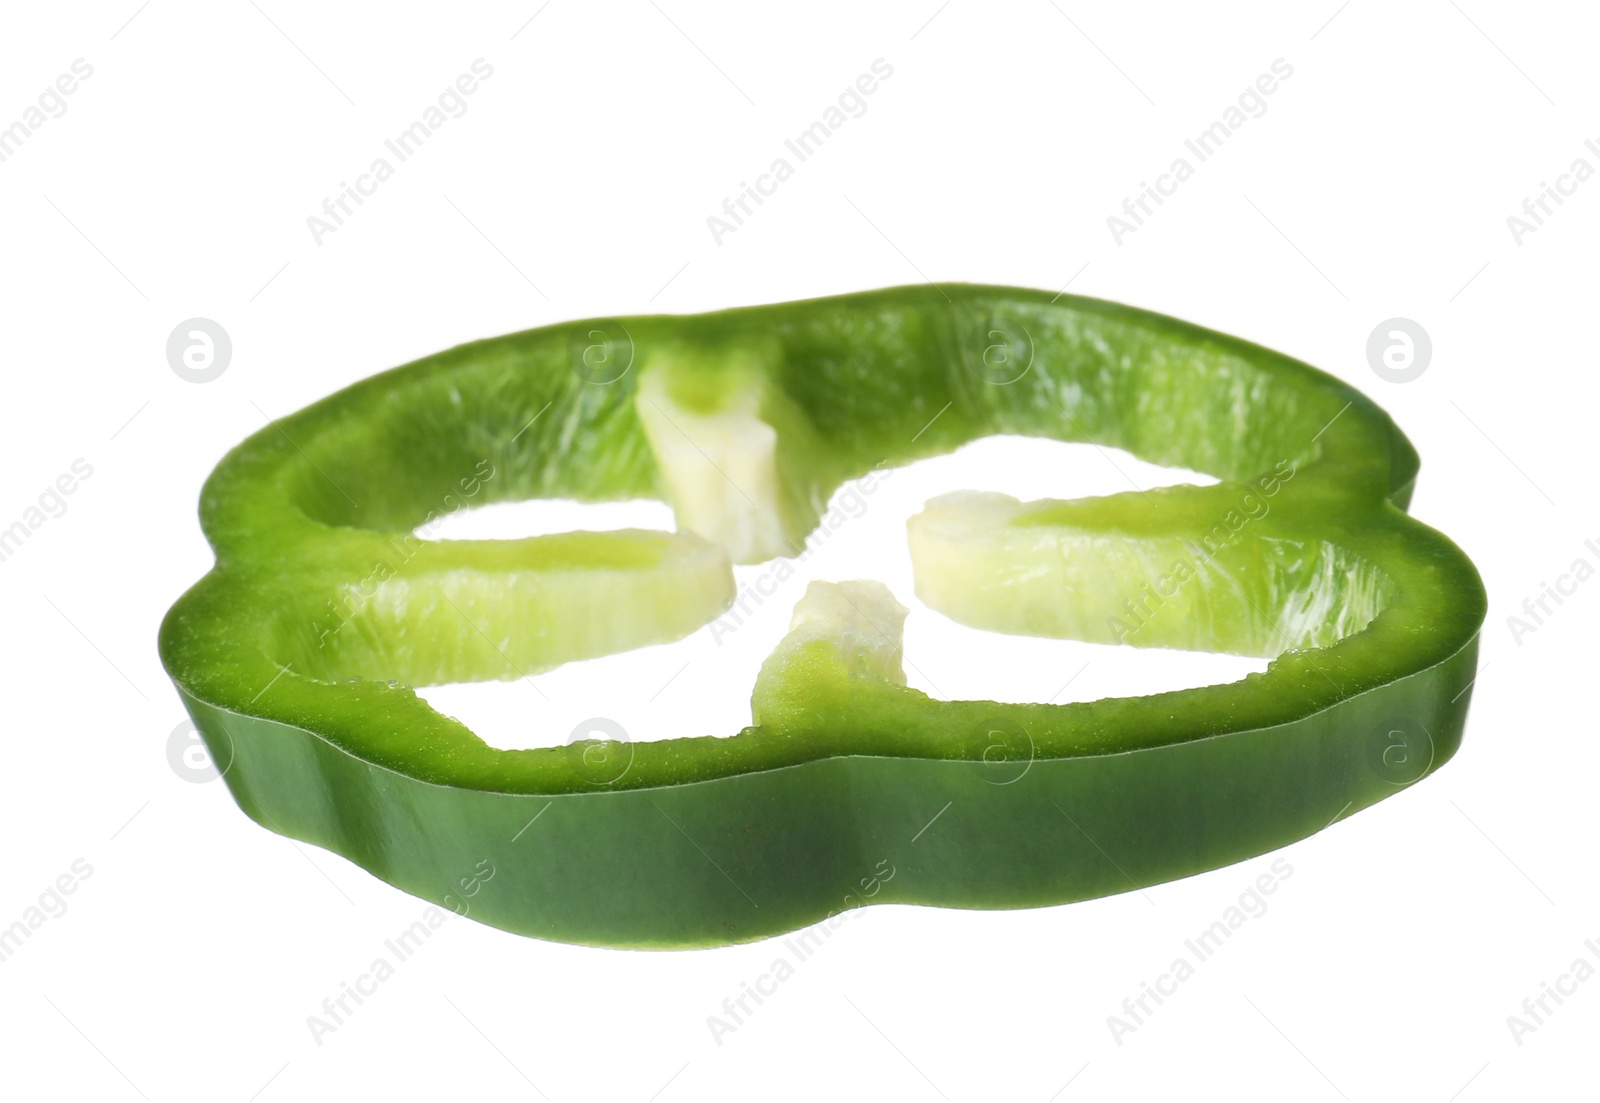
[158,284,1486,948]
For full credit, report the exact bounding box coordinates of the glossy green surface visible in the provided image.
[158,284,1486,948]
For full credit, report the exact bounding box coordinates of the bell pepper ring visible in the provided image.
[158,284,1486,949]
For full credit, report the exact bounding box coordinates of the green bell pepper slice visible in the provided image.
[158,284,1486,949]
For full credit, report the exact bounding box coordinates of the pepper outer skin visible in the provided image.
[158,285,1486,949]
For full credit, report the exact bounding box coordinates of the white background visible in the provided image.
[0,2,1594,1100]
